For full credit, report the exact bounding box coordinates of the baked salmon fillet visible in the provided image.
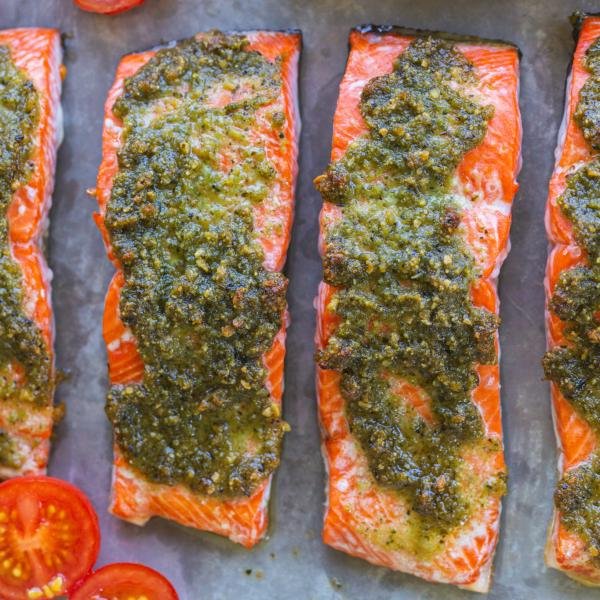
[0,28,63,479]
[314,26,521,591]
[543,13,600,585]
[94,30,300,547]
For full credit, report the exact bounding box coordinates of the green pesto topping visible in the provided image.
[105,33,289,498]
[557,161,600,262]
[315,37,503,544]
[543,342,599,430]
[0,431,20,470]
[555,454,600,559]
[575,38,600,150]
[0,44,49,418]
[544,35,600,561]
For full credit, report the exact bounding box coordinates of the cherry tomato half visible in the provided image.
[73,0,145,15]
[0,476,100,600]
[70,563,179,600]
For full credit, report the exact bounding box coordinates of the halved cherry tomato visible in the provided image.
[0,476,100,600]
[70,563,179,600]
[73,0,145,15]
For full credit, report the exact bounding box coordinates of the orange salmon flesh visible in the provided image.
[0,28,63,480]
[94,30,300,548]
[544,15,600,585]
[315,27,521,592]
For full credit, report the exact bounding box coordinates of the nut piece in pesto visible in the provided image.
[105,33,290,498]
[315,37,505,548]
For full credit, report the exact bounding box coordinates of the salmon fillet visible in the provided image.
[94,30,300,547]
[0,28,63,479]
[315,26,521,591]
[544,14,600,585]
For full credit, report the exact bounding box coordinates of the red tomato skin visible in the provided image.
[70,562,179,600]
[73,0,145,15]
[0,476,100,599]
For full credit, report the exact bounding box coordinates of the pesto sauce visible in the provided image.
[555,454,600,559]
[575,38,600,151]
[105,33,289,497]
[544,36,600,560]
[315,38,504,542]
[0,46,47,417]
[556,161,600,261]
[0,431,19,470]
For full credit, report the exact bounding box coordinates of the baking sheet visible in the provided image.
[2,0,598,598]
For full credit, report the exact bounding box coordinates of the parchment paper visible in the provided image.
[3,1,597,598]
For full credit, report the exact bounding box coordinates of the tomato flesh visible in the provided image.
[70,563,179,600]
[0,476,100,600]
[73,0,145,14]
